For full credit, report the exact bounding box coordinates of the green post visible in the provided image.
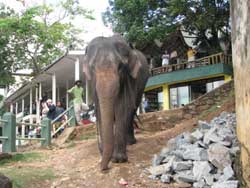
[41,118,51,146]
[68,106,77,127]
[2,112,16,153]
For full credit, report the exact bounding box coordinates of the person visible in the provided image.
[143,97,150,113]
[187,47,197,62]
[46,99,57,121]
[162,51,170,66]
[41,101,49,119]
[53,101,66,134]
[67,80,88,126]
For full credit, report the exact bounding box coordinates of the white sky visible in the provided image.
[0,0,113,43]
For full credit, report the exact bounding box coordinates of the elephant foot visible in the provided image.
[100,161,110,171]
[111,153,128,163]
[127,137,136,145]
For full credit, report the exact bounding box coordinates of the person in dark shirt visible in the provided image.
[46,99,56,120]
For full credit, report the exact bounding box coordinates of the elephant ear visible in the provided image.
[128,50,143,79]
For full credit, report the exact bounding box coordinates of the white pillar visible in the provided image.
[39,82,42,100]
[10,103,13,113]
[15,102,18,114]
[66,81,69,109]
[52,73,56,105]
[29,88,33,124]
[22,98,25,112]
[75,58,80,81]
[21,98,25,138]
[4,87,8,97]
[36,85,40,124]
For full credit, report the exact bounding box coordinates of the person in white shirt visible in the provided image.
[162,51,170,66]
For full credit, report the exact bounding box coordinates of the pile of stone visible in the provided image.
[147,112,240,188]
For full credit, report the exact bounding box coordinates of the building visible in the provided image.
[3,50,88,124]
[143,30,233,111]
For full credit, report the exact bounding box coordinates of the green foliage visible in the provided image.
[103,0,230,54]
[0,0,94,80]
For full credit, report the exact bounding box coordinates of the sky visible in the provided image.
[0,0,113,43]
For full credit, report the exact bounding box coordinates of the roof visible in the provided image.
[5,50,85,103]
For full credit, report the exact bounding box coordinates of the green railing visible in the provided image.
[151,52,232,76]
[0,105,77,153]
[51,105,76,138]
[0,112,51,153]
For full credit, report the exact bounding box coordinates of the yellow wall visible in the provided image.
[144,84,170,111]
[163,84,169,110]
[224,75,232,82]
[145,74,231,111]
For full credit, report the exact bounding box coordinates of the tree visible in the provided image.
[231,1,250,187]
[0,0,94,77]
[103,0,230,54]
[0,4,16,86]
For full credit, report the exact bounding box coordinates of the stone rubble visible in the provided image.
[147,112,240,188]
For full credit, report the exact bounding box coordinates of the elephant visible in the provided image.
[83,35,150,171]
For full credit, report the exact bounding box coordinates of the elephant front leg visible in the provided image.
[112,109,128,163]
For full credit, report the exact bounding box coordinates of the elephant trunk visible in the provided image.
[99,98,115,171]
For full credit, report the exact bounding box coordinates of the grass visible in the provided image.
[0,167,55,188]
[79,132,96,140]
[0,152,54,188]
[0,152,44,166]
[66,141,76,148]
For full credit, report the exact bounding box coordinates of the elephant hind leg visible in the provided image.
[127,110,137,145]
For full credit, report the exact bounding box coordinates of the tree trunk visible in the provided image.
[231,1,250,187]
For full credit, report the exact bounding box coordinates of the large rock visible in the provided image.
[0,174,12,188]
[211,180,238,188]
[160,174,171,183]
[218,165,235,182]
[174,170,196,183]
[173,161,193,171]
[152,154,165,167]
[208,143,232,170]
[191,129,204,141]
[203,127,223,145]
[182,145,208,161]
[148,156,175,176]
[193,161,212,181]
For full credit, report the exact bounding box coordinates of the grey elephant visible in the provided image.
[83,35,149,171]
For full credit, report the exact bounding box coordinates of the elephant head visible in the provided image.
[83,35,149,171]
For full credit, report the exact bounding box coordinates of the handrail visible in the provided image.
[16,122,44,127]
[0,119,8,123]
[151,53,232,76]
[0,136,8,140]
[51,105,73,124]
[51,117,73,138]
[16,137,46,141]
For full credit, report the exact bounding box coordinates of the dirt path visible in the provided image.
[15,118,196,188]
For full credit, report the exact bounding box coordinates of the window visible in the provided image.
[170,86,190,108]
